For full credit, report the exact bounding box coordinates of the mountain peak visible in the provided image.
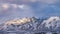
[41,16,60,30]
[4,17,37,25]
[45,16,60,23]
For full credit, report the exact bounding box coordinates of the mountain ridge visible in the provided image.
[0,16,60,32]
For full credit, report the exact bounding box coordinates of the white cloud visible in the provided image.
[1,3,27,10]
[0,3,34,17]
[18,4,25,9]
[1,4,9,10]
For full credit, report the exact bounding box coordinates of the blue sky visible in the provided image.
[0,0,60,23]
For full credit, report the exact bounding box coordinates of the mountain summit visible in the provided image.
[4,17,38,25]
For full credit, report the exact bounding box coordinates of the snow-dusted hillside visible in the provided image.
[3,17,40,31]
[40,16,60,31]
[0,16,60,34]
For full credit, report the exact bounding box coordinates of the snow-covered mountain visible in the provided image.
[38,16,60,31]
[2,17,40,31]
[0,16,60,32]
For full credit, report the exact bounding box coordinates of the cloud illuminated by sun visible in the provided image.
[2,4,9,10]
